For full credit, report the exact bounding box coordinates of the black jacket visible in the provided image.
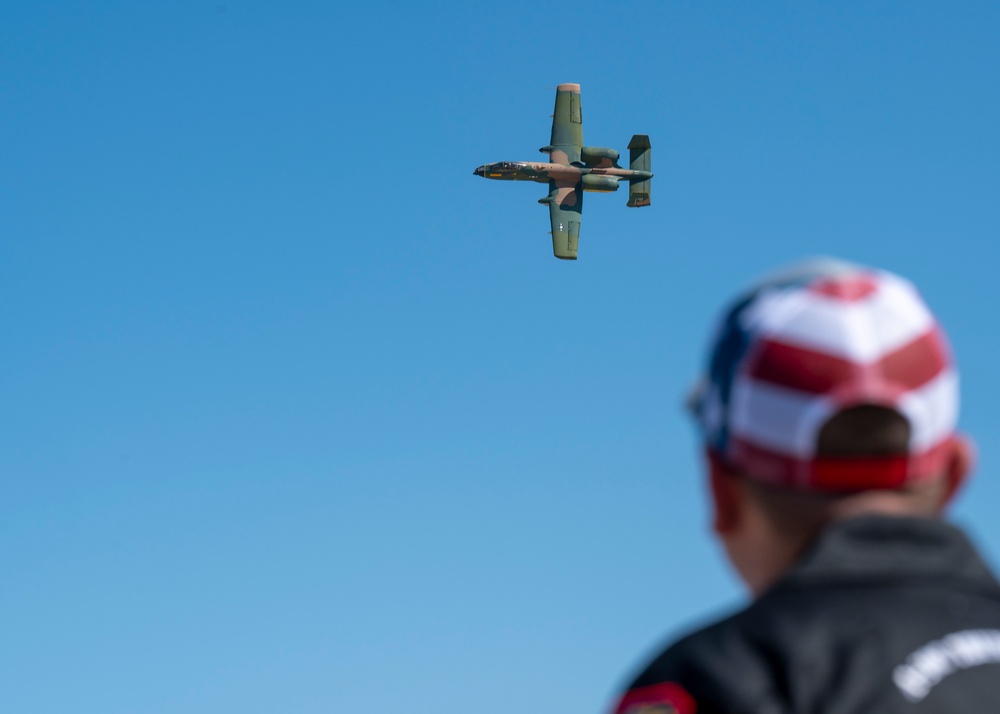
[614,516,1000,713]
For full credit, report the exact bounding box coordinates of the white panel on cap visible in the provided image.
[740,288,808,336]
[866,274,935,356]
[747,275,933,363]
[729,378,835,458]
[898,369,959,450]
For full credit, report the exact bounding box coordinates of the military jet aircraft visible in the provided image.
[473,83,652,260]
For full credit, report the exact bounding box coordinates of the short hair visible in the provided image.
[817,405,910,457]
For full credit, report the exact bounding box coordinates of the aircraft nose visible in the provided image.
[473,165,485,176]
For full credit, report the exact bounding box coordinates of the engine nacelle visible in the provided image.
[581,174,619,192]
[580,146,620,167]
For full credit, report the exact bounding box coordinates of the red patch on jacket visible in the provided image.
[612,682,696,714]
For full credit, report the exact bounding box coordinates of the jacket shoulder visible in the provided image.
[617,605,786,714]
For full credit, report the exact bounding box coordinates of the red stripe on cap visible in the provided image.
[748,329,947,396]
[726,437,811,487]
[878,328,949,391]
[811,456,908,490]
[809,274,879,301]
[749,340,858,394]
[613,682,696,714]
[723,435,955,491]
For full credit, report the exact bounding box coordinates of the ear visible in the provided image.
[706,450,743,535]
[940,434,975,509]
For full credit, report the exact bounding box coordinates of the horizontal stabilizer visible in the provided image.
[627,134,651,207]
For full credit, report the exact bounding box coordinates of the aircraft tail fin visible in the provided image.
[627,134,651,207]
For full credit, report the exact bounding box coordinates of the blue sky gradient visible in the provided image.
[2,3,999,712]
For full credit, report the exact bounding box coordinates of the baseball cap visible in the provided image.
[689,258,959,492]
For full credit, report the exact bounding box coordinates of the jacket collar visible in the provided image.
[773,514,1000,592]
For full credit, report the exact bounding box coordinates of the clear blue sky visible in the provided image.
[2,3,998,712]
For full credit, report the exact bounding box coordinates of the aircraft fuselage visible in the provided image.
[473,161,653,185]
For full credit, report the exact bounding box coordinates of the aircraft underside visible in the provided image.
[473,83,652,259]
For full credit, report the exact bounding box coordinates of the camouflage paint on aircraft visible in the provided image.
[474,83,653,260]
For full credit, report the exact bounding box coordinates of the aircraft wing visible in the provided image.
[547,179,583,260]
[548,83,583,165]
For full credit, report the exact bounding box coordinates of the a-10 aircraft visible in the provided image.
[473,83,652,260]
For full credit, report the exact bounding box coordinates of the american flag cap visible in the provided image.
[689,258,959,491]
